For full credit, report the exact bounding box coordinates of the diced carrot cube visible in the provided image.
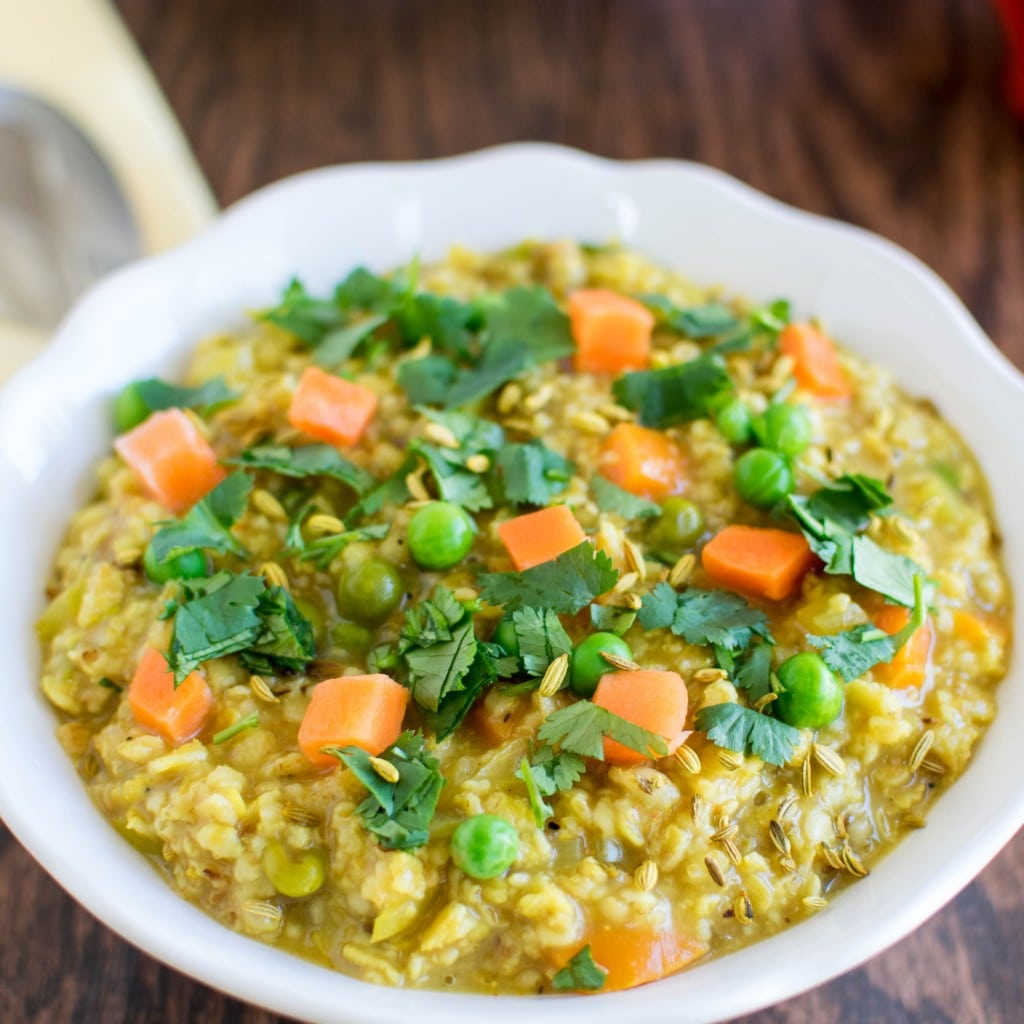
[598,423,687,502]
[569,289,654,374]
[873,605,933,689]
[550,923,707,992]
[592,669,689,765]
[297,674,409,769]
[702,525,817,602]
[288,366,378,447]
[128,647,214,746]
[779,322,851,400]
[497,504,587,571]
[114,408,225,513]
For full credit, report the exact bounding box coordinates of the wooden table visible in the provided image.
[3,1,1022,1020]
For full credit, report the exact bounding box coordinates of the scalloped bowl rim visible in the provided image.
[0,144,1021,1024]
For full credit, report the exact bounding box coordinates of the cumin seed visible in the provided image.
[668,553,696,589]
[768,819,790,856]
[908,730,935,773]
[811,742,846,777]
[623,539,646,578]
[249,674,280,704]
[734,891,754,924]
[704,855,726,886]
[538,653,569,697]
[920,757,946,775]
[717,750,742,772]
[634,859,659,891]
[600,650,640,672]
[423,422,459,449]
[259,561,289,589]
[711,822,739,842]
[721,837,742,865]
[465,454,491,474]
[801,756,813,796]
[497,382,522,414]
[369,756,400,784]
[752,692,777,713]
[694,667,728,683]
[613,571,640,593]
[803,895,828,910]
[568,410,610,435]
[251,488,288,522]
[283,804,321,828]
[674,745,701,775]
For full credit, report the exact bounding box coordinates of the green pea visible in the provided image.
[570,632,633,697]
[733,448,795,508]
[142,542,209,583]
[407,501,475,571]
[754,403,812,456]
[113,381,150,433]
[649,497,705,553]
[336,557,404,625]
[492,617,520,658]
[774,652,843,729]
[714,398,754,446]
[262,841,326,898]
[450,814,519,879]
[329,620,374,655]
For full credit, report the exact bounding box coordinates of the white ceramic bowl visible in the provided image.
[0,145,1021,1024]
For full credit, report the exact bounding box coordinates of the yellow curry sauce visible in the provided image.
[38,241,1011,994]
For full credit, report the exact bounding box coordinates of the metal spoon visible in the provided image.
[0,85,140,332]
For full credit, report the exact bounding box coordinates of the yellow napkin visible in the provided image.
[0,0,216,384]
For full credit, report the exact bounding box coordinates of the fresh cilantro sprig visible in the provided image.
[788,481,924,607]
[590,604,636,636]
[590,474,660,519]
[695,702,800,766]
[512,607,572,677]
[638,583,771,652]
[636,294,740,338]
[479,541,618,615]
[396,588,517,739]
[808,573,927,682]
[519,747,586,826]
[538,701,668,761]
[148,471,252,563]
[552,945,608,992]
[411,441,492,511]
[326,731,444,851]
[612,354,734,428]
[283,505,390,569]
[497,440,575,507]
[163,571,315,683]
[228,443,376,496]
[124,375,240,422]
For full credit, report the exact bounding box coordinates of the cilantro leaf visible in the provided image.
[808,573,927,681]
[538,701,668,761]
[519,756,553,827]
[806,474,893,534]
[345,455,414,524]
[589,604,636,636]
[636,581,679,631]
[229,444,375,496]
[749,298,791,338]
[484,286,575,364]
[412,441,492,512]
[639,583,771,651]
[260,279,344,344]
[397,356,458,405]
[443,336,527,409]
[131,375,240,418]
[420,408,505,453]
[314,313,389,368]
[733,641,774,701]
[695,702,800,766]
[552,945,608,992]
[512,607,573,676]
[239,585,317,675]
[520,748,585,828]
[328,731,444,851]
[398,590,478,714]
[394,293,476,357]
[590,474,660,519]
[165,571,316,683]
[479,541,618,614]
[334,266,401,312]
[637,294,739,338]
[148,471,252,562]
[165,572,265,682]
[612,354,734,428]
[788,490,922,607]
[497,440,575,506]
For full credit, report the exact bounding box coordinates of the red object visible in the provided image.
[994,0,1024,117]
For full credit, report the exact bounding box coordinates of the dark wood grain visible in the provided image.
[4,0,1022,1020]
